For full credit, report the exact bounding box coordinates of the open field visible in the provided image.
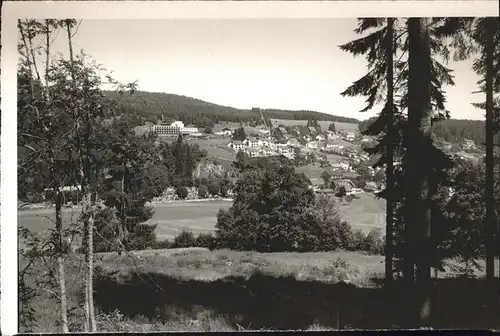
[18,193,384,247]
[144,201,232,240]
[296,164,326,179]
[339,193,386,233]
[270,119,308,128]
[190,138,236,166]
[18,201,233,248]
[324,153,345,164]
[333,122,359,134]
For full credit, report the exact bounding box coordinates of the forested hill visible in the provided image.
[359,116,487,145]
[104,90,360,127]
[432,119,486,145]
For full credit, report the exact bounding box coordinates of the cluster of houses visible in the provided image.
[227,138,295,159]
[309,173,383,196]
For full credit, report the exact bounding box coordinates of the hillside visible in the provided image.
[105,90,360,127]
[359,116,488,146]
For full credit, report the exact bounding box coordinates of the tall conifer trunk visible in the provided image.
[385,17,395,286]
[484,17,495,282]
[406,18,433,327]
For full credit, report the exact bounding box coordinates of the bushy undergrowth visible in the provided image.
[149,225,384,256]
[97,308,236,332]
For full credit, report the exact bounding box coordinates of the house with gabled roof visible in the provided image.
[228,140,245,151]
[278,127,288,134]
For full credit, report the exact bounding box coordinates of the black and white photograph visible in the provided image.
[3,1,500,333]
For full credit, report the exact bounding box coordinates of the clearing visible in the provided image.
[333,122,359,134]
[18,201,233,247]
[190,138,236,167]
[18,193,384,247]
[339,193,386,233]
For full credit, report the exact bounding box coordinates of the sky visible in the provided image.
[35,19,485,121]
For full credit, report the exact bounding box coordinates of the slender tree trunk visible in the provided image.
[65,20,75,73]
[407,18,433,327]
[18,22,36,98]
[44,20,51,101]
[87,195,96,331]
[25,20,42,84]
[485,17,495,282]
[65,19,97,331]
[82,207,89,332]
[385,17,395,287]
[55,188,69,333]
[43,21,69,332]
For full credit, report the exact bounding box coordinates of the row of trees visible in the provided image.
[341,17,499,326]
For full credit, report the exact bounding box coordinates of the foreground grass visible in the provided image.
[98,248,384,287]
[20,247,500,333]
[22,248,370,332]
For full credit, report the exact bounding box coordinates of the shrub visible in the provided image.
[336,186,347,197]
[193,178,201,188]
[123,223,158,251]
[348,229,367,251]
[207,182,220,196]
[195,232,216,250]
[172,230,197,248]
[361,228,385,255]
[219,185,229,198]
[176,186,189,200]
[198,185,208,199]
[154,239,173,250]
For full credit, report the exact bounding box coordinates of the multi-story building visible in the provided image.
[181,126,200,136]
[243,138,263,148]
[151,120,199,136]
[151,123,181,135]
[245,148,261,158]
[228,141,245,151]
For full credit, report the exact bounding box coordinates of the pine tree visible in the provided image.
[436,17,500,284]
[340,18,455,290]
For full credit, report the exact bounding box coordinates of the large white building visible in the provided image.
[151,120,199,136]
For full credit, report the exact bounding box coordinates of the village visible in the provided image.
[146,113,485,199]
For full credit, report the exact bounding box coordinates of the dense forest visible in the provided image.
[359,116,488,145]
[104,90,360,128]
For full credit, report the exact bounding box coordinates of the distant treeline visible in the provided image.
[104,90,360,129]
[359,116,487,145]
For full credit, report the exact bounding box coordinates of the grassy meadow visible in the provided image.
[18,193,385,246]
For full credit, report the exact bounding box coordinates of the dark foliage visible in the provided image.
[172,230,197,248]
[175,186,189,200]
